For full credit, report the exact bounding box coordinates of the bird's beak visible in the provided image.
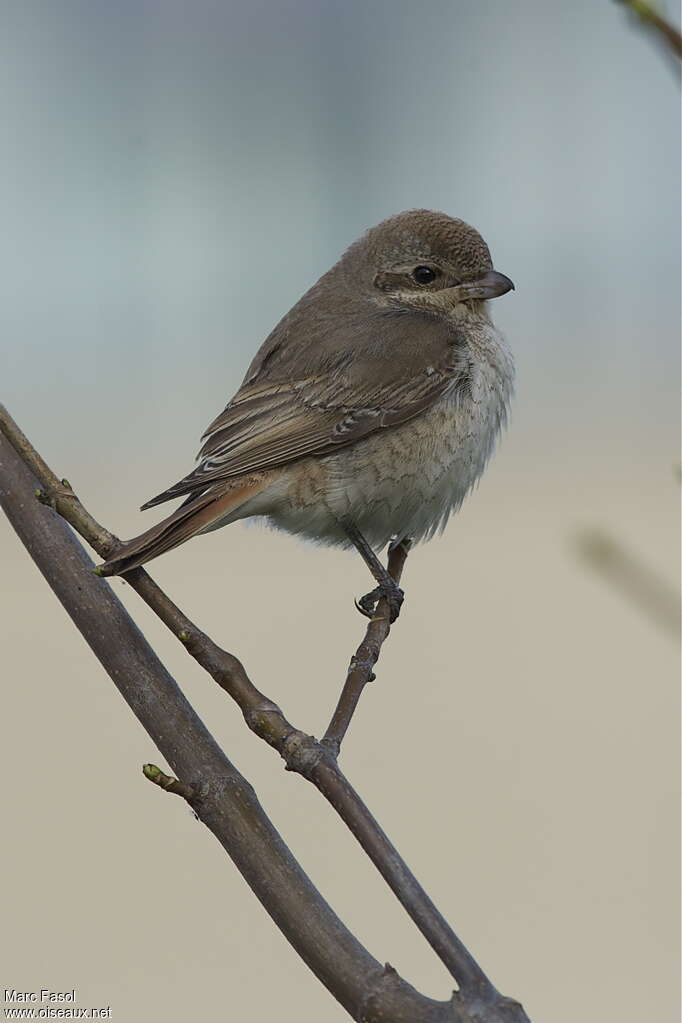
[456,269,515,302]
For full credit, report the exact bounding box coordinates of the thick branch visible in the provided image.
[0,406,532,1022]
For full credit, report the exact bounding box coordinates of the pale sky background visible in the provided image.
[1,2,680,1022]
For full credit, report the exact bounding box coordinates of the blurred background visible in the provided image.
[1,2,679,1021]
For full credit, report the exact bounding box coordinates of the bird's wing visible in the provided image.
[142,311,468,509]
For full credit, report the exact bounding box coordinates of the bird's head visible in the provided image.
[342,209,514,317]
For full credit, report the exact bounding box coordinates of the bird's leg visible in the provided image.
[342,522,405,623]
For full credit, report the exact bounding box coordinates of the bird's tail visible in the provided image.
[97,477,267,576]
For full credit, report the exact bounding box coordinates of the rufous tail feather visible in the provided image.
[98,478,266,576]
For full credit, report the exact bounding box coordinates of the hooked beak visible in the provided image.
[455,269,515,302]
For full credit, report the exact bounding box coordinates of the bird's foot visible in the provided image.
[355,580,404,623]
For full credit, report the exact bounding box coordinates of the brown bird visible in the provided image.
[99,210,515,621]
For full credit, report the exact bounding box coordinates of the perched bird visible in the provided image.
[99,210,514,621]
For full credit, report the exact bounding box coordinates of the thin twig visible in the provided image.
[322,539,411,756]
[574,528,681,639]
[615,0,682,59]
[0,404,531,1018]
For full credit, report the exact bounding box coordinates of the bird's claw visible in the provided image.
[355,582,404,623]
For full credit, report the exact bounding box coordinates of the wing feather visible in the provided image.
[141,307,468,510]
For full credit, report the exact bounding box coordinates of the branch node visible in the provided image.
[142,763,195,801]
[450,986,530,1023]
[281,730,324,777]
[243,700,287,739]
[357,961,407,1022]
[319,735,340,758]
[37,481,78,510]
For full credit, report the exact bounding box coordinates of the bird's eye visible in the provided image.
[412,265,437,285]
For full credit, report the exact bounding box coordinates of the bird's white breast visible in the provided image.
[256,316,514,550]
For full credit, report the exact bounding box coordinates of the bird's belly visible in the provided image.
[260,382,508,549]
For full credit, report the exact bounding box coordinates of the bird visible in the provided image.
[98,209,515,622]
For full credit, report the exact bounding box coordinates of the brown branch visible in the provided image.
[0,421,458,1023]
[0,404,532,1022]
[615,0,682,59]
[322,539,411,756]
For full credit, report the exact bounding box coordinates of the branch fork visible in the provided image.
[0,403,531,1023]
